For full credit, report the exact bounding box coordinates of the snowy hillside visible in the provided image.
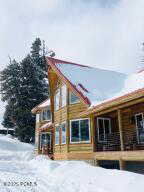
[0,134,144,192]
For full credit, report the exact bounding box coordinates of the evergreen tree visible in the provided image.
[0,38,49,142]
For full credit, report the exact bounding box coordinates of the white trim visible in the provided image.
[69,92,80,105]
[70,118,90,144]
[97,117,111,143]
[135,113,144,144]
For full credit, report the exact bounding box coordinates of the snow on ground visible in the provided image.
[0,134,144,192]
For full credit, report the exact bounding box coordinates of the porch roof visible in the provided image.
[79,88,144,116]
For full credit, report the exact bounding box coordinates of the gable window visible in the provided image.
[61,123,66,144]
[55,126,60,145]
[61,84,67,107]
[55,88,60,111]
[97,118,111,142]
[69,92,80,104]
[70,119,90,143]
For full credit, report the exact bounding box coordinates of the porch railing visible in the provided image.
[96,129,144,152]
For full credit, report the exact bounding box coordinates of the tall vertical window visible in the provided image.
[69,92,80,104]
[97,118,111,142]
[55,88,60,111]
[61,123,66,144]
[55,126,60,145]
[70,119,90,143]
[61,84,67,107]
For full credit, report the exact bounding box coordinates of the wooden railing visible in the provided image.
[96,129,144,152]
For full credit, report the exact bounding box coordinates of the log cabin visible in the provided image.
[32,57,144,173]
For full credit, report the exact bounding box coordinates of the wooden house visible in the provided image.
[32,57,144,173]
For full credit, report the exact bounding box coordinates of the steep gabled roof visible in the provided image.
[47,57,127,106]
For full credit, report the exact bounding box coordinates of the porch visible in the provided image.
[94,102,144,152]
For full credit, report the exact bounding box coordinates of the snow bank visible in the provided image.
[0,134,144,192]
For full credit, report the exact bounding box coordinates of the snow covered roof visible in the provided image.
[38,99,50,108]
[31,99,50,114]
[47,57,127,106]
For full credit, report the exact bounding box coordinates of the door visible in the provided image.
[135,113,144,144]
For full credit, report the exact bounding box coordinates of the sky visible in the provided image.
[0,0,144,122]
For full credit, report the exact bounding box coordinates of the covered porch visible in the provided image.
[93,102,144,152]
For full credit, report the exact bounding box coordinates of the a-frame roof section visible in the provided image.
[46,57,126,106]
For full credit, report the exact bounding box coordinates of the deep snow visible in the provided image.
[0,134,144,192]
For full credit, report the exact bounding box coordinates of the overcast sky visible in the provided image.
[1,0,144,122]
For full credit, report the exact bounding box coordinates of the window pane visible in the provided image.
[55,127,59,145]
[80,119,90,141]
[46,109,51,120]
[61,85,67,107]
[70,92,79,104]
[104,119,110,135]
[71,121,79,142]
[98,119,104,141]
[55,89,60,111]
[62,123,66,144]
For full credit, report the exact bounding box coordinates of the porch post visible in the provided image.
[118,109,124,151]
[119,159,125,170]
[90,114,95,152]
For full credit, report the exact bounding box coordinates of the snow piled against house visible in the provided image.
[55,63,144,106]
[0,134,144,192]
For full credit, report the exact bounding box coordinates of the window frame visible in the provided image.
[69,92,80,105]
[70,118,90,144]
[97,117,111,143]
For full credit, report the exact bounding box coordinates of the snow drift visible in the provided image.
[0,134,144,192]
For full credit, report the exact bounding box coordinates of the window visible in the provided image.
[97,118,111,142]
[55,126,60,145]
[61,123,66,144]
[55,89,60,111]
[69,92,79,104]
[135,113,144,144]
[70,119,90,143]
[40,108,51,121]
[61,84,67,107]
[39,133,51,150]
